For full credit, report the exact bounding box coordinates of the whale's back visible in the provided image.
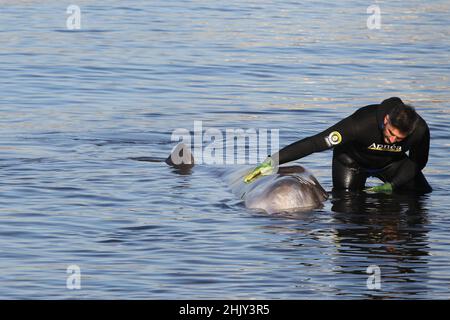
[224,165,328,213]
[165,143,328,214]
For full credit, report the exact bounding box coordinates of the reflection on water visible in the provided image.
[252,191,435,299]
[331,191,431,298]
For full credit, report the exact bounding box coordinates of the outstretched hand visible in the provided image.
[243,157,274,184]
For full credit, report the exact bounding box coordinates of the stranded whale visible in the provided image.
[165,143,328,214]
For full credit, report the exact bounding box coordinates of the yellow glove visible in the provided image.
[244,157,274,183]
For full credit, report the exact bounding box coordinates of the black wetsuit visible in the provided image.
[275,97,432,193]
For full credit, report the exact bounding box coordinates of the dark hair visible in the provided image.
[388,103,419,135]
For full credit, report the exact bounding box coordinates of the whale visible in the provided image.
[165,143,328,214]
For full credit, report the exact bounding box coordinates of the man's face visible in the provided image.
[383,115,408,144]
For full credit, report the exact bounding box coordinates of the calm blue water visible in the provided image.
[1,0,449,299]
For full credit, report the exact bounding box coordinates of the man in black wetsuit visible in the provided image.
[244,97,432,193]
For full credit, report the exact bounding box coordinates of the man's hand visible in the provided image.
[365,182,393,193]
[244,157,274,183]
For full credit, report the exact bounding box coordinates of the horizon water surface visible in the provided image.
[0,0,450,299]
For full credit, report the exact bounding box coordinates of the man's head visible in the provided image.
[383,103,419,144]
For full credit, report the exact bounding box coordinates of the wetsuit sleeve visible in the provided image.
[408,124,430,170]
[273,114,357,165]
[390,159,418,189]
[390,124,430,188]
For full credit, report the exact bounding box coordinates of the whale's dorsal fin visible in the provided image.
[165,143,194,170]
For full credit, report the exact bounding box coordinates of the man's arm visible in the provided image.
[409,124,430,170]
[273,115,357,165]
[390,124,430,188]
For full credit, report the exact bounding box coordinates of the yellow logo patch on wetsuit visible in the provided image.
[327,131,342,146]
[367,143,402,152]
